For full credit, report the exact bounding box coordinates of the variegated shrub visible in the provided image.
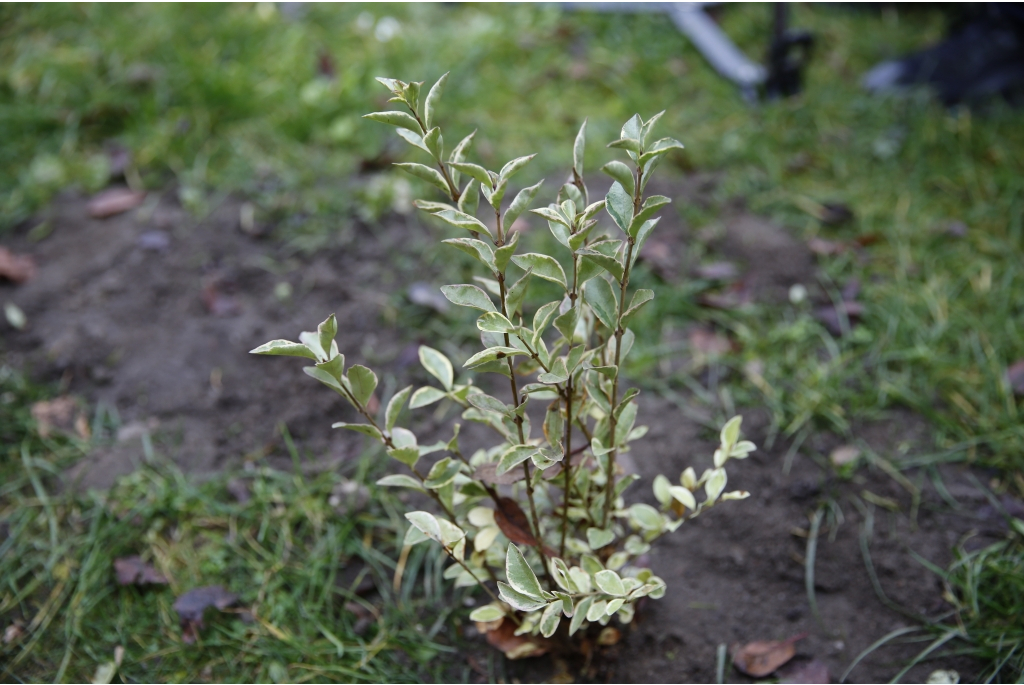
[252,73,755,646]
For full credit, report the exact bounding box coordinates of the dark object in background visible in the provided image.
[764,4,814,99]
[863,3,1024,105]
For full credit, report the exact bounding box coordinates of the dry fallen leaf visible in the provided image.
[732,633,807,677]
[88,187,146,218]
[114,556,168,586]
[173,585,238,643]
[0,247,37,283]
[485,617,550,660]
[31,396,90,439]
[494,497,540,547]
[777,658,831,684]
[597,626,621,646]
[829,445,861,467]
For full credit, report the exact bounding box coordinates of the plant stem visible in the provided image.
[602,164,643,528]
[408,106,460,202]
[559,374,573,559]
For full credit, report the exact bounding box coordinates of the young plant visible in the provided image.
[252,73,755,648]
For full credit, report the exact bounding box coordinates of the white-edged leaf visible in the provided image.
[505,543,544,598]
[586,527,615,550]
[469,604,505,622]
[385,386,412,431]
[440,284,495,312]
[499,154,535,181]
[376,474,425,491]
[594,569,626,596]
[419,346,454,390]
[570,596,595,635]
[497,581,548,611]
[394,163,450,195]
[423,71,448,130]
[405,511,441,542]
[331,422,383,440]
[497,444,539,476]
[668,485,696,510]
[410,386,447,408]
[346,365,378,407]
[601,161,635,197]
[511,253,566,289]
[503,179,544,230]
[573,118,587,173]
[605,181,633,233]
[250,339,318,360]
[363,110,422,133]
[434,209,493,238]
[442,238,496,272]
[477,311,516,333]
[540,601,562,638]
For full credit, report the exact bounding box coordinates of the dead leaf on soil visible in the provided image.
[777,658,831,684]
[173,585,239,643]
[485,617,551,660]
[31,396,90,439]
[830,445,861,467]
[0,247,37,283]
[88,187,146,218]
[597,626,621,646]
[114,556,168,586]
[1007,359,1024,396]
[731,633,807,677]
[474,463,525,486]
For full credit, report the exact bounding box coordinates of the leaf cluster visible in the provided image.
[253,73,755,640]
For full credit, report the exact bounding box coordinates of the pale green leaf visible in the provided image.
[363,111,422,133]
[505,543,544,598]
[605,182,633,233]
[668,485,696,510]
[607,137,641,153]
[583,277,618,330]
[640,110,665,145]
[595,569,626,596]
[423,127,443,160]
[497,581,548,612]
[376,474,424,491]
[720,415,742,450]
[621,114,642,141]
[540,601,562,638]
[405,511,441,542]
[586,599,608,622]
[423,71,448,130]
[630,503,664,531]
[553,307,580,343]
[586,527,615,550]
[396,127,430,152]
[493,230,519,272]
[394,163,449,195]
[511,253,566,290]
[601,161,635,197]
[466,392,508,415]
[477,311,516,333]
[499,154,536,181]
[424,457,462,489]
[628,195,671,238]
[496,444,539,476]
[462,346,527,369]
[457,178,479,215]
[653,474,672,506]
[419,345,454,390]
[447,162,492,188]
[621,289,654,324]
[385,386,412,431]
[331,422,383,440]
[250,339,318,360]
[409,386,446,409]
[504,268,532,317]
[578,249,624,283]
[433,208,493,239]
[704,468,727,502]
[570,596,595,635]
[503,180,544,230]
[440,284,495,312]
[573,118,587,173]
[442,238,496,272]
[346,365,377,407]
[469,604,505,622]
[387,446,420,466]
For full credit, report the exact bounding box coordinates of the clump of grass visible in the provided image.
[0,369,472,683]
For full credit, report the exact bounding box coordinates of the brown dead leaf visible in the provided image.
[88,187,146,218]
[732,633,807,677]
[474,463,525,486]
[597,626,621,646]
[494,497,540,547]
[777,658,831,684]
[1008,359,1024,396]
[0,247,37,283]
[173,585,238,643]
[114,556,168,586]
[31,396,90,439]
[485,617,550,660]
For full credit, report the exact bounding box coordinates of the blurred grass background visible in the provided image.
[2,3,1023,681]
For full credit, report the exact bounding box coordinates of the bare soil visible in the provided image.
[1,180,989,682]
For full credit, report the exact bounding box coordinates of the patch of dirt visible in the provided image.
[0,178,986,681]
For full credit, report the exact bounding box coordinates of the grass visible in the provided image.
[2,2,1024,681]
[0,369,483,684]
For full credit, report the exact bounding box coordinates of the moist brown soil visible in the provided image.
[1,180,990,683]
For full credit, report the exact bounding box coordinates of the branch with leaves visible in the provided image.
[251,72,755,644]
